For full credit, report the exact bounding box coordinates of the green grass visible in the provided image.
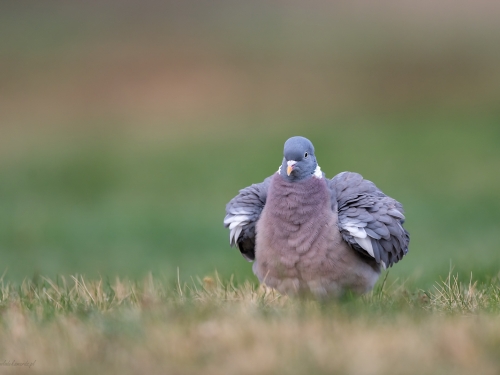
[1,111,499,288]
[1,273,500,374]
[1,1,500,287]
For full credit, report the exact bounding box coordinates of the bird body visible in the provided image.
[224,136,409,297]
[254,173,380,296]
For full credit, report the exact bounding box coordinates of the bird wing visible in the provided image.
[224,176,272,261]
[328,171,409,268]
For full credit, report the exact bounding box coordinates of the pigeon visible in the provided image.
[224,136,409,297]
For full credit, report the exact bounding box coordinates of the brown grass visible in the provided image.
[0,273,499,374]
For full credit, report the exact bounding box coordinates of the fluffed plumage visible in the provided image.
[224,136,409,297]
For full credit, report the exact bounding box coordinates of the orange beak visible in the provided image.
[287,165,293,176]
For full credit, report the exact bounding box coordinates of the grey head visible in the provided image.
[279,136,318,181]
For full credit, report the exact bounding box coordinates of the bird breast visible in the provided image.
[262,175,332,254]
[256,173,336,265]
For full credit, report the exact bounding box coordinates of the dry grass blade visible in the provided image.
[428,271,500,314]
[0,273,499,375]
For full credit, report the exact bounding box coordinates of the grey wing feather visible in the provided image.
[224,176,272,261]
[329,172,409,267]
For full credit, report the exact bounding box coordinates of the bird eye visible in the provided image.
[304,152,308,158]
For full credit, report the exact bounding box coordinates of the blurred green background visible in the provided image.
[1,1,499,288]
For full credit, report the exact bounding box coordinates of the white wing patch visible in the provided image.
[343,223,375,258]
[224,212,252,246]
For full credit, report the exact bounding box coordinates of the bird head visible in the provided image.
[279,136,318,181]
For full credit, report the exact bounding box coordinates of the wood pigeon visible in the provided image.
[224,136,409,297]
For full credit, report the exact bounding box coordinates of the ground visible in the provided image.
[1,273,499,374]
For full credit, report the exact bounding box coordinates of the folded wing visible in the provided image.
[329,172,409,268]
[224,177,272,261]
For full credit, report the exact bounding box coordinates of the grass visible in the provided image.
[1,272,500,375]
[1,113,500,288]
[1,2,500,287]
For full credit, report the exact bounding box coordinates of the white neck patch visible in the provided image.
[313,165,323,179]
[277,164,323,178]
